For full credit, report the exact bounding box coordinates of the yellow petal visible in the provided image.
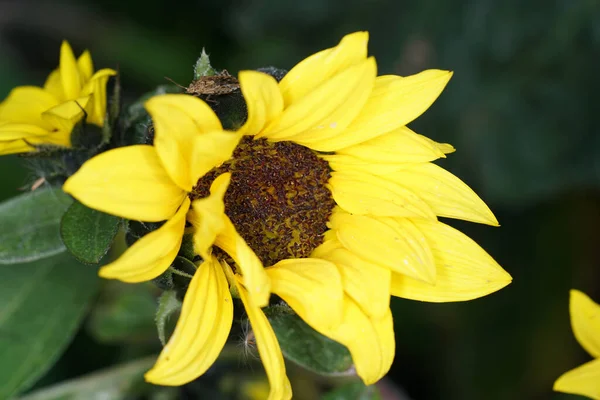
[554,358,600,400]
[391,219,511,302]
[315,70,453,150]
[236,279,292,400]
[98,198,189,283]
[417,133,455,155]
[0,122,50,141]
[44,69,64,100]
[570,290,600,358]
[323,154,411,175]
[257,58,376,147]
[266,258,344,330]
[314,241,391,319]
[279,32,369,107]
[324,297,395,385]
[41,96,90,136]
[215,216,271,307]
[145,94,235,192]
[336,126,446,164]
[81,69,117,126]
[0,86,58,128]
[0,139,35,155]
[328,171,436,219]
[328,210,436,284]
[188,173,231,260]
[59,41,82,100]
[29,132,71,148]
[238,71,284,135]
[145,255,233,385]
[384,163,499,226]
[63,145,186,222]
[77,50,94,83]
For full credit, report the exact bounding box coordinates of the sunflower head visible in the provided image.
[59,31,513,400]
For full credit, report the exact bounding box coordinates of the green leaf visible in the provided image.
[17,356,168,400]
[268,312,353,375]
[60,201,121,264]
[0,251,99,398]
[0,188,72,264]
[322,381,382,400]
[155,290,181,346]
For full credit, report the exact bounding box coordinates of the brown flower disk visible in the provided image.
[192,137,335,267]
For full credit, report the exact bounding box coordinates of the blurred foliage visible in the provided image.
[0,0,599,399]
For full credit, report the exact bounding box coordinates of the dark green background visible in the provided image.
[1,1,599,399]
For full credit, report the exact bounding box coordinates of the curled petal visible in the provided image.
[98,198,190,283]
[554,358,600,400]
[570,290,600,358]
[266,258,344,330]
[63,145,186,222]
[81,68,117,126]
[145,255,233,385]
[391,219,511,302]
[188,173,231,260]
[279,31,369,107]
[238,71,284,135]
[236,278,292,400]
[215,216,271,307]
[41,96,90,136]
[328,210,436,284]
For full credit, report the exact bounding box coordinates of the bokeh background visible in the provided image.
[1,0,599,399]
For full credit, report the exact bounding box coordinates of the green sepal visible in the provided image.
[267,309,354,376]
[0,187,72,264]
[155,290,182,346]
[178,232,197,261]
[60,200,121,264]
[193,48,217,79]
[0,251,99,398]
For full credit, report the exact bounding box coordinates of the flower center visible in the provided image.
[191,136,335,267]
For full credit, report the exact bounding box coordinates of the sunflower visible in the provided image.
[0,41,116,155]
[554,290,600,399]
[63,32,511,399]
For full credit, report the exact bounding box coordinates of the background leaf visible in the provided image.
[60,201,121,264]
[0,251,99,398]
[268,312,353,375]
[86,281,158,344]
[0,188,72,265]
[322,381,382,400]
[17,356,174,400]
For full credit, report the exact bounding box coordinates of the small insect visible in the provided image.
[30,177,46,191]
[166,70,240,99]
